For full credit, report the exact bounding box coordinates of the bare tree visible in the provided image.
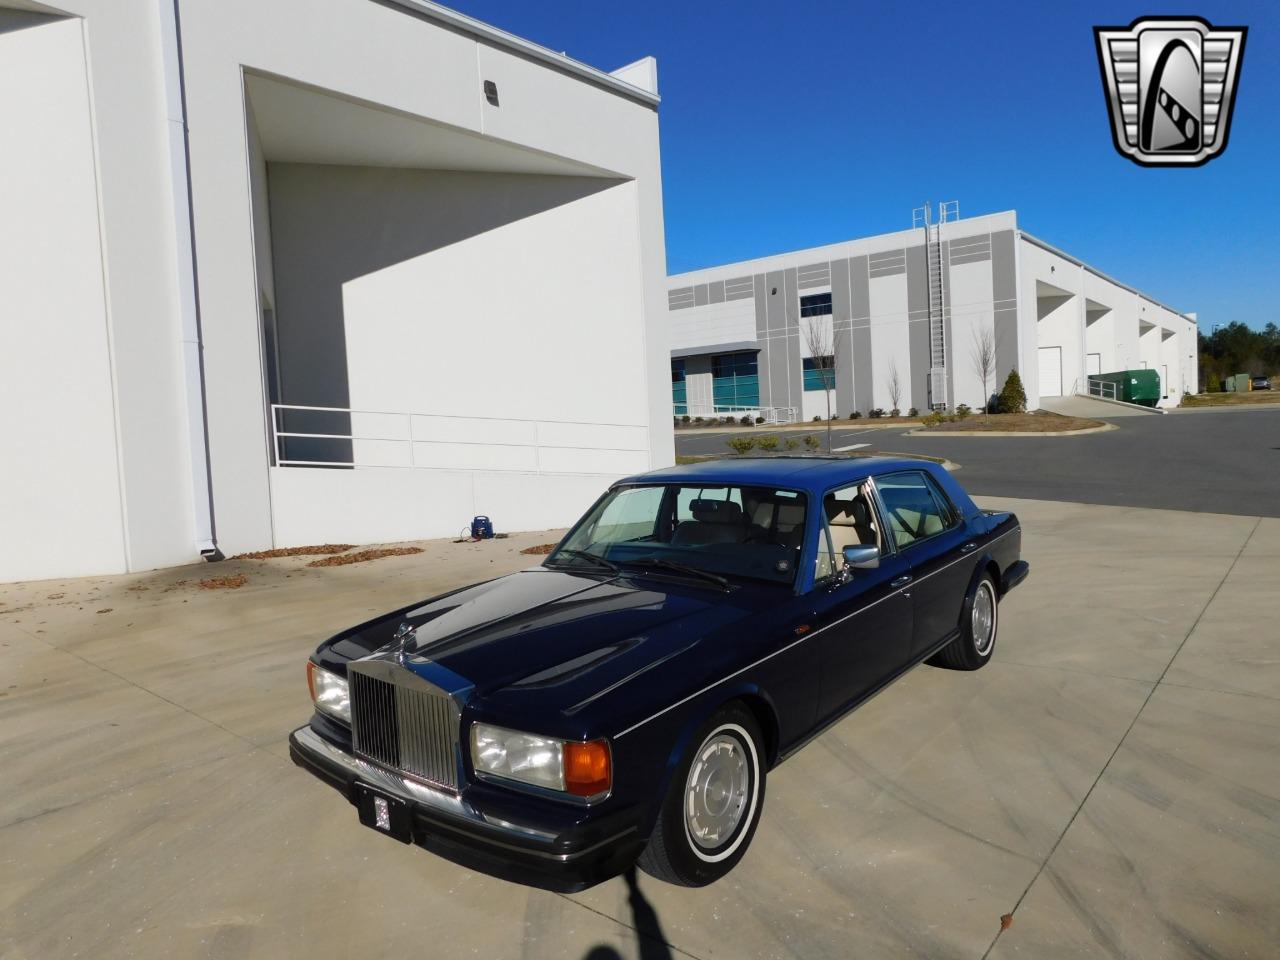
[802,317,839,452]
[887,359,902,415]
[970,324,998,422]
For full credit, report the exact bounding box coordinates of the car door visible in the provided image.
[809,483,913,722]
[872,471,974,657]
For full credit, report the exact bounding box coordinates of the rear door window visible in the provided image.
[875,472,957,550]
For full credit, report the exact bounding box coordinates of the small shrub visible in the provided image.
[869,408,885,419]
[921,410,946,427]
[784,437,800,451]
[722,415,735,425]
[849,411,862,420]
[812,415,822,422]
[694,416,704,424]
[998,369,1027,414]
[955,404,972,420]
[740,415,752,426]
[802,434,820,450]
[890,408,901,418]
[726,436,756,455]
[755,416,765,425]
[907,407,919,417]
[681,414,690,424]
[756,435,779,452]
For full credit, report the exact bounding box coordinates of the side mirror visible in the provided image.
[842,544,880,571]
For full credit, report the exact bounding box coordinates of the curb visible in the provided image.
[675,420,923,436]
[904,422,1117,438]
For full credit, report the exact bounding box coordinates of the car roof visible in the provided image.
[616,456,939,495]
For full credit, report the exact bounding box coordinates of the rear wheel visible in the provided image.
[637,703,765,887]
[930,574,998,671]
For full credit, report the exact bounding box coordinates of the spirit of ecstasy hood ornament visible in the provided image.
[392,620,416,666]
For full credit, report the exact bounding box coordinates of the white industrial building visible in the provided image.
[0,0,672,583]
[668,209,1198,422]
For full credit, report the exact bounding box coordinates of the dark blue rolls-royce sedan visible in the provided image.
[290,457,1028,888]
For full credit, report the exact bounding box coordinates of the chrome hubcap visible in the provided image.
[972,582,996,656]
[685,733,750,850]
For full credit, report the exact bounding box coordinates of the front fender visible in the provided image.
[624,680,781,840]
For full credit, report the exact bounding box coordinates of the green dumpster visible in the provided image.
[1091,369,1162,407]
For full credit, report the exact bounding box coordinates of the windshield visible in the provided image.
[547,483,808,586]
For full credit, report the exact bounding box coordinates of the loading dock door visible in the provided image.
[1038,346,1063,397]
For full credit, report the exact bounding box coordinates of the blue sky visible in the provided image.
[449,1,1278,330]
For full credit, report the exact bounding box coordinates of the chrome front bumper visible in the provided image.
[288,725,644,889]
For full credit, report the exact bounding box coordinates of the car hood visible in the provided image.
[324,568,762,706]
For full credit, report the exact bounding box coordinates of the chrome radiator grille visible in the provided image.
[349,668,459,791]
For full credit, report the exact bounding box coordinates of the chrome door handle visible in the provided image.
[961,542,978,554]
[890,575,912,588]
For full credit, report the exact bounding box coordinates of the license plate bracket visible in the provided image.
[354,783,413,844]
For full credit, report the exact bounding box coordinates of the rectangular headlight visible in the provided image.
[306,661,350,724]
[470,723,611,799]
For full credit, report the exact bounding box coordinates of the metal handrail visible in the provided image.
[672,405,798,425]
[270,404,648,474]
[1087,378,1118,401]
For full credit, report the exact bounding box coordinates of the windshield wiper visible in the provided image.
[623,558,730,591]
[547,548,619,573]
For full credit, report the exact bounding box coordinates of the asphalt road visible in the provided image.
[675,405,1280,517]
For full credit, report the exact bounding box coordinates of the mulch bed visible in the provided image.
[306,547,423,568]
[199,575,248,590]
[230,544,355,560]
[520,544,557,555]
[923,412,1103,432]
[1181,392,1280,406]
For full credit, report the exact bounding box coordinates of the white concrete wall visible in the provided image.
[269,467,610,546]
[801,390,837,422]
[0,16,130,581]
[868,274,911,412]
[683,357,714,417]
[1022,235,1194,405]
[0,3,205,581]
[333,174,652,485]
[1019,241,1084,405]
[3,0,669,579]
[948,260,999,409]
[173,0,670,554]
[670,298,756,354]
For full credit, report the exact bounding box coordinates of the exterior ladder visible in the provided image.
[926,222,947,408]
[913,201,958,410]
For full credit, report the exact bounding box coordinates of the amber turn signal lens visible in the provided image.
[306,660,318,701]
[563,740,611,798]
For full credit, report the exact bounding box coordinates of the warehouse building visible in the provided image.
[667,208,1198,421]
[0,0,671,583]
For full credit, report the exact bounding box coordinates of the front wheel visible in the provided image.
[637,703,766,886]
[930,573,998,671]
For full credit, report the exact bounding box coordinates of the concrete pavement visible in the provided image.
[1,502,1277,959]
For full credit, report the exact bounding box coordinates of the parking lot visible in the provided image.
[676,405,1280,518]
[3,489,1277,959]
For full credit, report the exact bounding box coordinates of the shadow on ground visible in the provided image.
[581,869,674,960]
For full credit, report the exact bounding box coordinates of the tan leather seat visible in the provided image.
[825,497,877,553]
[672,499,744,545]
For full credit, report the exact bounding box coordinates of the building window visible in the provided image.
[803,356,835,392]
[800,292,833,318]
[711,352,759,410]
[671,359,687,415]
